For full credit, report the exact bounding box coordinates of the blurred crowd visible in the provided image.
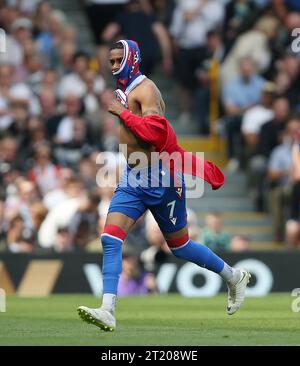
[0,0,300,264]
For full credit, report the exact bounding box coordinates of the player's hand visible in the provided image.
[108,99,127,117]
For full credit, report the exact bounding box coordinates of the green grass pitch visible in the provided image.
[0,294,299,346]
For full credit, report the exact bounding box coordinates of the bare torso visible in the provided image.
[119,78,165,167]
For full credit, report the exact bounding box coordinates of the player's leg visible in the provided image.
[163,225,251,315]
[150,175,250,315]
[164,225,226,274]
[78,186,146,331]
[78,212,136,331]
[150,174,229,276]
[99,212,136,310]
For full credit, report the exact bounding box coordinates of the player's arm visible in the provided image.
[108,99,166,145]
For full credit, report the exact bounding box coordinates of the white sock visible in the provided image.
[220,263,239,283]
[101,293,116,314]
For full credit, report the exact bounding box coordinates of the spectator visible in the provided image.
[259,96,291,158]
[98,88,120,151]
[69,190,100,251]
[223,0,264,52]
[8,101,30,148]
[284,136,300,249]
[9,0,41,15]
[58,51,105,99]
[0,136,20,171]
[4,215,35,253]
[195,30,225,135]
[57,42,76,76]
[54,94,83,144]
[24,52,45,93]
[42,169,75,210]
[30,201,48,234]
[84,0,128,46]
[53,226,74,253]
[0,5,19,36]
[84,0,129,78]
[140,211,170,274]
[101,0,173,76]
[230,235,251,252]
[118,248,157,296]
[222,57,265,170]
[242,82,276,147]
[221,15,279,85]
[170,0,224,124]
[267,117,300,241]
[35,9,66,61]
[37,178,84,248]
[27,141,61,196]
[32,1,52,35]
[285,219,300,249]
[0,63,40,117]
[78,157,97,191]
[40,68,58,93]
[60,24,77,46]
[247,97,290,210]
[241,81,276,163]
[273,53,300,107]
[83,69,101,118]
[0,163,21,202]
[200,212,231,251]
[38,87,62,139]
[0,16,31,68]
[0,198,8,251]
[54,117,94,169]
[5,178,39,229]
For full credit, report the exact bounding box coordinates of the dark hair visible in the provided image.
[72,51,89,64]
[206,29,221,38]
[109,41,124,51]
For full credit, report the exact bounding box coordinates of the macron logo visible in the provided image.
[170,217,177,226]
